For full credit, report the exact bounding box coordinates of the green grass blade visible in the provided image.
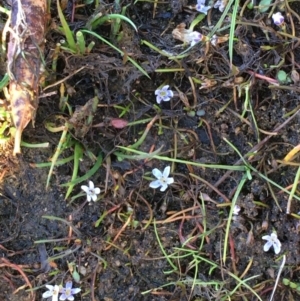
[153,219,178,272]
[65,143,84,200]
[46,125,69,189]
[57,0,76,52]
[223,175,247,263]
[61,152,102,187]
[0,73,9,91]
[116,146,246,171]
[208,0,235,38]
[76,31,86,54]
[229,0,239,68]
[90,14,137,32]
[81,30,150,79]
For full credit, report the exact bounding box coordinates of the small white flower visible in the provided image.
[196,3,211,15]
[211,34,218,46]
[155,85,174,104]
[214,0,227,12]
[81,181,100,202]
[272,12,284,26]
[186,31,203,46]
[59,281,81,301]
[233,205,241,215]
[262,232,281,254]
[149,166,174,192]
[42,285,60,301]
[172,23,203,47]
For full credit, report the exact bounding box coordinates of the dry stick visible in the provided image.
[134,191,153,230]
[104,214,132,251]
[269,255,286,301]
[213,110,300,189]
[191,174,231,203]
[90,261,99,301]
[42,66,86,92]
[0,258,34,301]
[201,118,217,159]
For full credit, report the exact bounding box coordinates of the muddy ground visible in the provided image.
[0,0,300,300]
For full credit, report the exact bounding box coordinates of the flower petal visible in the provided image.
[263,241,272,252]
[65,281,73,289]
[166,177,174,185]
[87,194,92,202]
[156,95,162,104]
[42,291,53,298]
[233,205,241,215]
[91,194,98,202]
[161,85,169,91]
[162,96,171,102]
[45,285,54,291]
[149,180,162,189]
[67,296,74,301]
[71,288,81,294]
[167,90,174,97]
[262,235,270,241]
[94,187,101,194]
[160,184,168,192]
[273,241,281,254]
[52,294,59,301]
[88,181,95,189]
[59,294,67,301]
[155,89,160,95]
[81,185,89,193]
[162,166,171,178]
[152,168,162,179]
[196,4,209,14]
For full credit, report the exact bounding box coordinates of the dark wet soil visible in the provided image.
[1,0,300,300]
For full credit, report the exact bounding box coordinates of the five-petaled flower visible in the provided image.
[272,12,284,26]
[196,0,211,14]
[59,281,81,301]
[42,284,60,301]
[214,0,227,12]
[186,31,203,46]
[155,85,174,104]
[149,166,174,192]
[81,181,100,202]
[262,232,281,254]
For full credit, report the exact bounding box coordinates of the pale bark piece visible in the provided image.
[7,0,46,154]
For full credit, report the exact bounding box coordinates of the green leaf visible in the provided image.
[57,0,77,52]
[72,270,81,283]
[81,30,150,78]
[258,0,273,13]
[61,153,102,186]
[277,70,287,83]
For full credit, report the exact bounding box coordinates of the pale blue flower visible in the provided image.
[42,285,60,301]
[262,232,281,254]
[272,12,284,26]
[196,2,211,14]
[187,31,203,46]
[59,281,81,301]
[81,181,100,202]
[214,0,226,12]
[150,166,174,192]
[155,85,174,104]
